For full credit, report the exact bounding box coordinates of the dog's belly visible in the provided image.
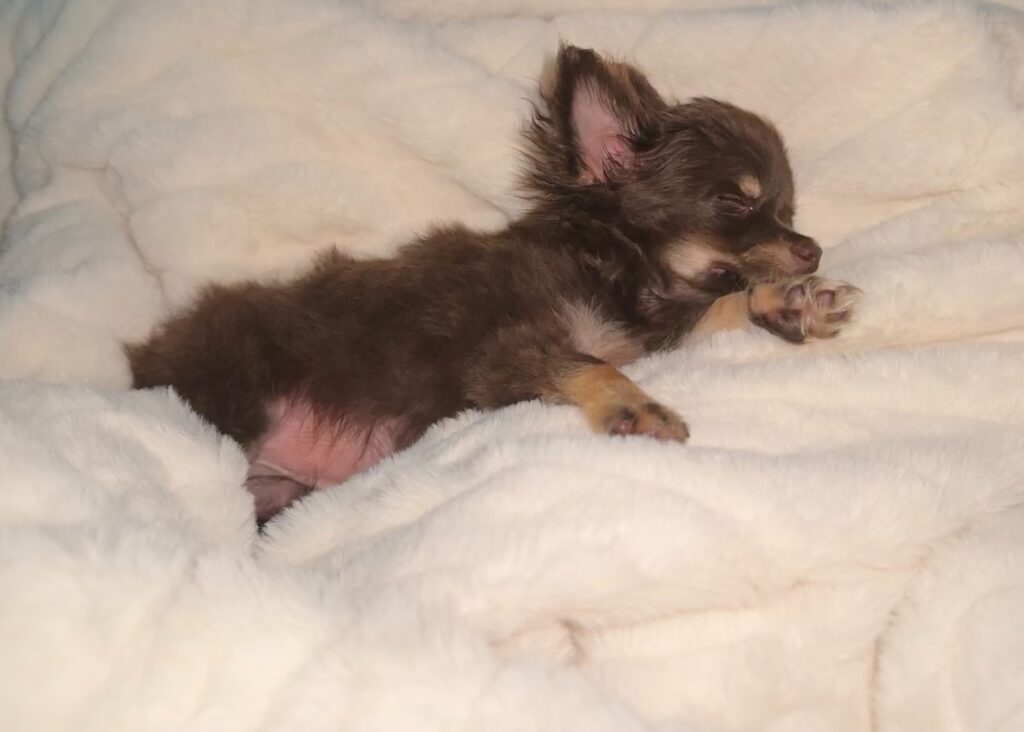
[246,398,402,521]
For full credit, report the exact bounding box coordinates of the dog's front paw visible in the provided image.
[605,401,690,442]
[748,276,861,343]
[562,364,689,443]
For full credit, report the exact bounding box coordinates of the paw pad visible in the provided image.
[752,276,861,343]
[605,402,689,442]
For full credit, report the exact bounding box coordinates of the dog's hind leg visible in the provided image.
[245,461,315,525]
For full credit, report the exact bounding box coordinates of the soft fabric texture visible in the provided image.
[1,1,1024,730]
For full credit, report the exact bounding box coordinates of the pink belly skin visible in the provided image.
[246,398,402,521]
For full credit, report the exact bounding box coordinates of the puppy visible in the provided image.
[127,45,859,522]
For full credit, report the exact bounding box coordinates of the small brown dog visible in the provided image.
[128,45,859,521]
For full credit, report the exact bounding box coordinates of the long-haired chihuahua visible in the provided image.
[128,45,860,521]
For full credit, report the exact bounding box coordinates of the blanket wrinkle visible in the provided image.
[85,164,174,308]
[2,1,1024,731]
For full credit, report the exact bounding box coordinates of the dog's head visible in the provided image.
[524,45,820,295]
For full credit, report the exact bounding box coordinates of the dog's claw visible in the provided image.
[605,402,689,442]
[609,408,638,435]
[750,276,861,342]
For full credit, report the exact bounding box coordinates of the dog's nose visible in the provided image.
[790,237,822,272]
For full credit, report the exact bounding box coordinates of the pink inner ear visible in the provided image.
[572,84,630,182]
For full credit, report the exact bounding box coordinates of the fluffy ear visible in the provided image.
[541,45,666,183]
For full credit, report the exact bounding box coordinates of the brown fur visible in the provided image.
[127,45,856,519]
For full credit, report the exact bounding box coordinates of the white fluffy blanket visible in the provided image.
[2,1,1024,730]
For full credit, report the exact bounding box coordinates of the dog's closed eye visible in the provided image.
[714,192,755,217]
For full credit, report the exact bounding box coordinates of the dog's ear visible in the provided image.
[540,45,666,183]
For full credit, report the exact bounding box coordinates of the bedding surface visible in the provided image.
[1,1,1024,730]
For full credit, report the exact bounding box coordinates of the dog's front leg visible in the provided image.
[467,323,688,442]
[691,276,860,343]
[556,362,689,441]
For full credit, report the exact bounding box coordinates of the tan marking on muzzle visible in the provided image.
[740,239,801,279]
